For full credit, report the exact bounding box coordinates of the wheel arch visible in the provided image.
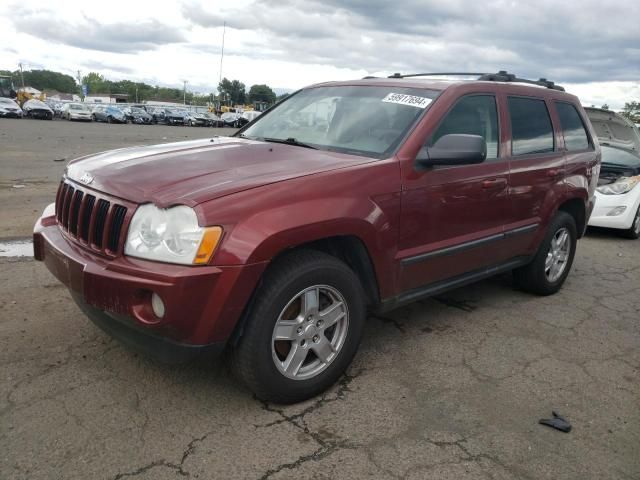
[227,234,381,347]
[557,197,587,238]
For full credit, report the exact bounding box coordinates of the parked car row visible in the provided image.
[0,98,57,120]
[0,98,261,127]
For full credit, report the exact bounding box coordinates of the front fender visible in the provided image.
[218,197,398,298]
[196,160,402,298]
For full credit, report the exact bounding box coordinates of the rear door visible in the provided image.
[500,94,566,258]
[398,93,511,292]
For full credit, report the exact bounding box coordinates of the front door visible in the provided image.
[398,94,511,292]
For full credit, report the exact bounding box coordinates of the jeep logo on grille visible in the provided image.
[79,172,94,185]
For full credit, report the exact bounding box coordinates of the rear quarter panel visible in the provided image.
[554,100,601,234]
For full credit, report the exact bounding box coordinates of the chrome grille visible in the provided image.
[55,181,129,256]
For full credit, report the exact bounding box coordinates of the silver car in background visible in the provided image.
[62,103,93,121]
[0,97,23,118]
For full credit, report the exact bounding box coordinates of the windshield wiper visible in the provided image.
[260,137,318,150]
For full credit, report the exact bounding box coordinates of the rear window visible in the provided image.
[508,97,554,156]
[556,102,590,151]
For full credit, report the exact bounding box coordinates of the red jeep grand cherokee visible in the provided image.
[34,71,600,403]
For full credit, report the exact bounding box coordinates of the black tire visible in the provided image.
[619,205,640,239]
[232,250,366,404]
[513,211,577,296]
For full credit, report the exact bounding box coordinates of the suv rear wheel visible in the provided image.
[514,211,577,296]
[232,250,366,404]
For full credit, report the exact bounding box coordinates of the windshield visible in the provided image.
[69,104,87,111]
[131,107,145,114]
[601,145,640,167]
[241,85,438,158]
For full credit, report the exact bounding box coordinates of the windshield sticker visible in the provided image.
[382,93,432,109]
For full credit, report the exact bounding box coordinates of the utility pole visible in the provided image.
[19,63,25,89]
[77,70,83,101]
[183,80,187,105]
[218,21,226,86]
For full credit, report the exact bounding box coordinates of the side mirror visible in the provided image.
[416,134,487,169]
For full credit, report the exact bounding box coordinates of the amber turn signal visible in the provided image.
[193,226,223,265]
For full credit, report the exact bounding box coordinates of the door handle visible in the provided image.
[481,178,507,189]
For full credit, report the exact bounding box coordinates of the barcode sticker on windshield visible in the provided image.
[382,93,432,109]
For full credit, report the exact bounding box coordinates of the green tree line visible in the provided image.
[621,101,640,124]
[0,68,77,94]
[0,68,280,107]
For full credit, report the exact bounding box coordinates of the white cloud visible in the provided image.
[1,0,638,108]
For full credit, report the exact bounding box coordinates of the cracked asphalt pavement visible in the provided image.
[1,119,639,479]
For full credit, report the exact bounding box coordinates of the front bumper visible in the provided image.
[28,109,51,119]
[167,117,186,125]
[0,110,22,118]
[70,114,92,121]
[34,207,266,361]
[588,188,640,230]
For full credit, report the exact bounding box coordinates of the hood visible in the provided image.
[65,137,374,207]
[24,99,52,111]
[585,107,640,152]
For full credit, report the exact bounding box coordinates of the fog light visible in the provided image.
[151,292,165,318]
[607,206,627,216]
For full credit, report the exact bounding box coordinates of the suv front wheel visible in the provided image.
[232,250,366,404]
[514,211,577,296]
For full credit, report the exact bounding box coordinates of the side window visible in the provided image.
[508,97,554,156]
[429,95,499,159]
[556,102,590,151]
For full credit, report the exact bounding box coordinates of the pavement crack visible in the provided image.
[257,369,361,429]
[112,459,185,479]
[254,370,363,478]
[112,432,211,479]
[256,444,344,480]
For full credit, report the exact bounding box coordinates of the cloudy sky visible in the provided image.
[1,0,638,108]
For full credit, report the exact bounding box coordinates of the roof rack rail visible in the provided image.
[478,70,565,91]
[387,70,565,91]
[388,72,487,79]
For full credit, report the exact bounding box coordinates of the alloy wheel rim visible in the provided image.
[271,285,349,380]
[634,208,640,235]
[545,227,571,282]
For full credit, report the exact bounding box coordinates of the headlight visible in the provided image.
[125,204,222,265]
[596,176,640,195]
